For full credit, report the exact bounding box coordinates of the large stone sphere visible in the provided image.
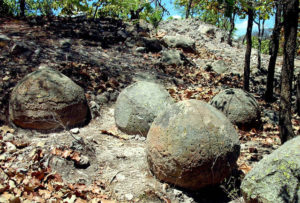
[114,81,174,136]
[146,100,240,190]
[210,88,261,129]
[9,67,90,131]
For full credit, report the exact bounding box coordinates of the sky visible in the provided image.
[162,0,275,37]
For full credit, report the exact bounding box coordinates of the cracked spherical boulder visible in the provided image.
[9,67,90,131]
[146,100,240,190]
[114,81,174,137]
[210,88,261,129]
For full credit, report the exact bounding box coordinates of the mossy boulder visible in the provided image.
[114,81,174,136]
[146,100,240,190]
[9,67,90,131]
[241,136,300,203]
[210,88,261,129]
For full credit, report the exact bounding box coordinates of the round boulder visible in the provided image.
[210,88,261,129]
[114,81,174,136]
[9,67,90,131]
[146,100,240,190]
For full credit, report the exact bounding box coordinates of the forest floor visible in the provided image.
[0,16,299,203]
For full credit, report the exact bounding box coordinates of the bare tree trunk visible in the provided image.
[185,0,193,19]
[256,17,262,69]
[297,73,300,115]
[265,1,283,102]
[243,6,254,92]
[20,0,25,17]
[279,0,298,143]
[227,11,236,46]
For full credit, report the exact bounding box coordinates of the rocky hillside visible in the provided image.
[0,16,299,202]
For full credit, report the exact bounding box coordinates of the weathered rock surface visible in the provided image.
[142,37,162,53]
[146,100,240,190]
[211,60,229,74]
[161,49,186,66]
[9,67,90,131]
[210,88,261,129]
[162,35,196,52]
[198,24,216,36]
[241,135,300,203]
[114,81,174,136]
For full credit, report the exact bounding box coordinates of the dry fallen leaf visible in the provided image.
[62,149,72,158]
[100,128,129,140]
[100,200,116,203]
[239,163,252,174]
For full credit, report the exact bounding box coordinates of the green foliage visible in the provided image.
[3,0,19,16]
[174,0,238,31]
[0,0,13,16]
[1,0,165,29]
[53,0,89,16]
[242,36,283,56]
[141,6,163,28]
[251,36,270,54]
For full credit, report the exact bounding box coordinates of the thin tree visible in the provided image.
[279,0,298,143]
[243,2,254,92]
[297,73,300,115]
[186,0,193,18]
[227,9,236,46]
[20,0,25,17]
[265,1,283,102]
[254,14,265,70]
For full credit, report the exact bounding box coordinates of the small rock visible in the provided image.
[59,38,72,51]
[142,37,162,52]
[70,128,80,134]
[161,49,185,66]
[70,136,84,151]
[135,134,142,140]
[3,133,14,142]
[0,34,10,42]
[10,42,33,57]
[135,47,146,53]
[117,30,128,39]
[116,173,126,181]
[9,180,16,189]
[162,35,195,52]
[75,155,90,168]
[173,189,182,197]
[6,142,17,153]
[16,168,28,174]
[139,136,146,141]
[36,142,45,147]
[211,60,229,74]
[0,153,7,161]
[96,94,109,105]
[90,100,100,118]
[109,91,119,102]
[125,193,134,201]
[90,101,100,110]
[3,76,10,81]
[64,195,76,203]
